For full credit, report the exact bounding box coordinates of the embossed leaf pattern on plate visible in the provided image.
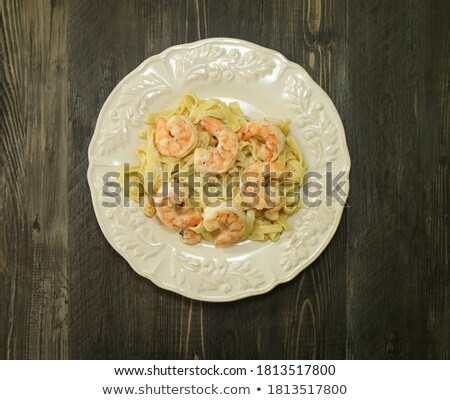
[284,75,340,168]
[281,201,337,272]
[171,251,265,294]
[280,75,342,272]
[95,175,164,260]
[175,44,276,82]
[97,73,170,155]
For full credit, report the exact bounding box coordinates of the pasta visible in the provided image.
[121,93,306,246]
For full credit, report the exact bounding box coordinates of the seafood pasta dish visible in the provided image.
[122,93,306,247]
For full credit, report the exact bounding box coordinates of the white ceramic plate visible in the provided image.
[87,38,350,302]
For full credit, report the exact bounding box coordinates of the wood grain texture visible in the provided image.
[1,0,68,359]
[344,0,450,359]
[1,0,449,359]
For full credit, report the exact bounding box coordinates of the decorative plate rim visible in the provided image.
[87,37,351,302]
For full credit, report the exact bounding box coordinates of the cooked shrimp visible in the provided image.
[194,117,239,173]
[155,115,198,158]
[179,228,202,244]
[241,162,290,210]
[238,119,286,161]
[154,184,202,244]
[203,203,246,246]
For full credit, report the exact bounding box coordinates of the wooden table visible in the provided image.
[1,0,449,359]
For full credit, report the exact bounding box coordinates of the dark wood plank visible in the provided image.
[345,0,449,359]
[414,0,450,359]
[1,0,68,359]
